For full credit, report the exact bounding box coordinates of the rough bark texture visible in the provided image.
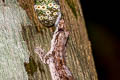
[0,0,98,80]
[0,0,30,80]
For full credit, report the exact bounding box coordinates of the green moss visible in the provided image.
[24,57,37,76]
[66,0,77,18]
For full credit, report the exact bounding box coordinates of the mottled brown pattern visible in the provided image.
[35,20,74,80]
[53,30,74,80]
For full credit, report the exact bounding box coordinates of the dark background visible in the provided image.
[80,0,120,80]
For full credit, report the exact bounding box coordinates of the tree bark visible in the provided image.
[0,0,98,80]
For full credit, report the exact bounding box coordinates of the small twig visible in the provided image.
[35,19,74,80]
[34,46,47,64]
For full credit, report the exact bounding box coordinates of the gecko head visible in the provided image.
[34,0,60,27]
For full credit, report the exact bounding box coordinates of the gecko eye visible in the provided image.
[34,0,60,27]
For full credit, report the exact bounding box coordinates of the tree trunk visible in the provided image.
[0,0,98,80]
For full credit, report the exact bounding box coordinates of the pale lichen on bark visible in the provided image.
[35,20,74,80]
[0,1,31,80]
